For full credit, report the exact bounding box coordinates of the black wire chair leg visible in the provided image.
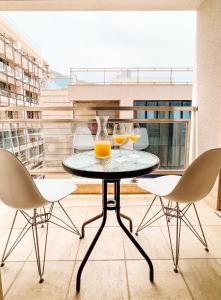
[80,213,103,239]
[174,203,182,273]
[135,195,158,235]
[161,197,175,266]
[32,208,49,284]
[58,201,80,236]
[193,203,209,251]
[1,211,32,266]
[162,198,182,273]
[120,213,133,232]
[1,210,18,267]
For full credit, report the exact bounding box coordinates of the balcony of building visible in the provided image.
[0,102,221,299]
[0,0,221,299]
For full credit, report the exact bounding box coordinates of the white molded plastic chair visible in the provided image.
[73,125,94,152]
[0,149,80,283]
[136,148,221,272]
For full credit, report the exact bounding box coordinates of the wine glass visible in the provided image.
[113,123,127,162]
[129,123,141,158]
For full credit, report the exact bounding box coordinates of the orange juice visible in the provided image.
[113,135,127,145]
[129,134,140,143]
[94,141,111,158]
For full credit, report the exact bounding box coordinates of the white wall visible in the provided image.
[196,0,221,208]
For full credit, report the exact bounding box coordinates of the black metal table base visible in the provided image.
[76,179,154,292]
[80,210,133,239]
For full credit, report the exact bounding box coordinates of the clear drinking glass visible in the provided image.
[113,123,127,162]
[129,123,141,158]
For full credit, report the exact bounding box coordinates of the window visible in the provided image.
[133,100,192,170]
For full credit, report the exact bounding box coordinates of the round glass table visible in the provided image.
[63,149,160,292]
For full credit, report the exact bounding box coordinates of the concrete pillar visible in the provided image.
[196,0,221,208]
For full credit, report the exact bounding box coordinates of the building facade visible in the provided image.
[0,17,48,169]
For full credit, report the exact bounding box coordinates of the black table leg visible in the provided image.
[76,179,154,292]
[76,181,107,292]
[80,213,103,239]
[115,180,154,282]
[114,179,133,232]
[80,182,133,239]
[120,213,133,232]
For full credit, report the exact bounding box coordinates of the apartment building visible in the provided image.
[68,68,193,171]
[39,67,193,172]
[0,17,48,169]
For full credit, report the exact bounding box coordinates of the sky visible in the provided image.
[1,12,196,75]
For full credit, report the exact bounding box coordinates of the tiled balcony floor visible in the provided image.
[0,194,221,300]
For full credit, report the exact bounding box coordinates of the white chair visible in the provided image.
[134,127,149,150]
[136,148,221,272]
[73,125,94,152]
[0,149,80,283]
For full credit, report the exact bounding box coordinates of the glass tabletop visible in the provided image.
[63,149,160,180]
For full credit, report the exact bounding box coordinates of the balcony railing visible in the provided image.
[0,105,196,177]
[70,67,193,85]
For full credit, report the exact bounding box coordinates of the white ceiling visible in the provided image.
[0,0,205,11]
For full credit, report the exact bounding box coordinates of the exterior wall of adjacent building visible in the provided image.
[69,83,192,119]
[0,17,48,169]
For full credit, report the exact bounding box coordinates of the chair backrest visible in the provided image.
[73,125,94,151]
[0,149,47,209]
[167,148,221,203]
[134,128,149,150]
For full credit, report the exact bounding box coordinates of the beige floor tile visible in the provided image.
[204,226,221,258]
[120,194,157,206]
[161,226,214,260]
[77,227,124,260]
[28,227,80,261]
[5,261,74,300]
[121,206,158,227]
[0,229,6,238]
[179,259,221,300]
[123,226,171,260]
[1,262,24,296]
[127,260,192,300]
[67,260,129,300]
[183,204,221,226]
[0,228,40,262]
[1,195,221,300]
[50,206,88,228]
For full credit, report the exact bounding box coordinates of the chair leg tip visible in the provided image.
[0,263,5,267]
[174,268,179,273]
[39,278,44,284]
[135,232,138,236]
[205,247,209,252]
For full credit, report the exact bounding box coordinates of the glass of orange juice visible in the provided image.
[129,123,141,158]
[94,140,111,159]
[113,123,127,162]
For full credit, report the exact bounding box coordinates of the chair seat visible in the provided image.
[34,179,77,203]
[138,175,181,197]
